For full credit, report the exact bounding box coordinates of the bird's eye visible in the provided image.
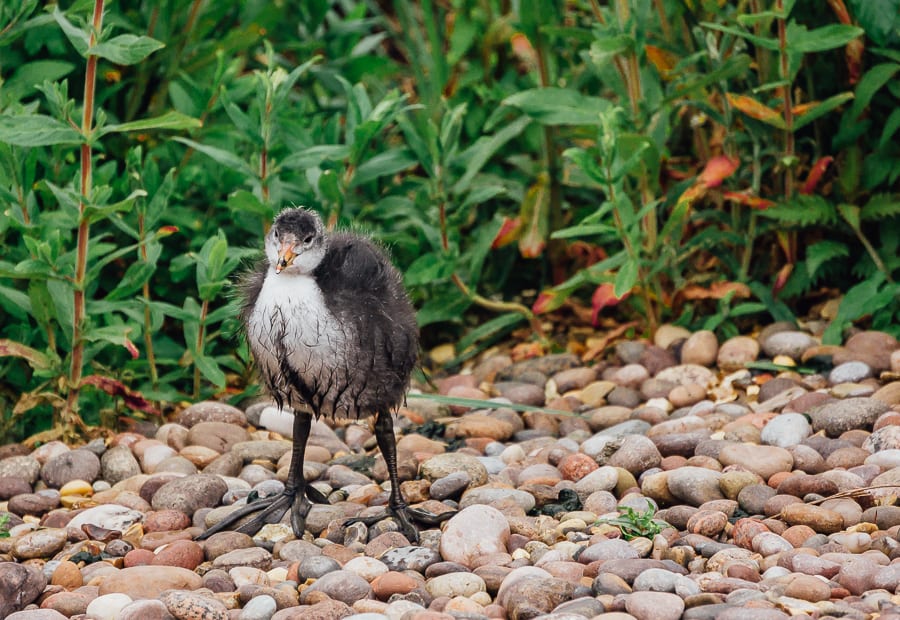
[303,234,315,245]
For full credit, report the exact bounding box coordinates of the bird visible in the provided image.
[197,206,433,542]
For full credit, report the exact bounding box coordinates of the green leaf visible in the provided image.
[317,170,342,204]
[848,63,900,121]
[0,114,81,146]
[194,353,227,387]
[504,87,612,125]
[278,145,351,171]
[227,190,271,218]
[846,0,900,46]
[0,339,51,371]
[822,277,895,344]
[106,260,157,301]
[551,223,618,239]
[91,34,165,65]
[792,92,854,130]
[878,108,900,149]
[838,203,861,231]
[455,312,526,354]
[788,23,863,53]
[83,325,138,357]
[588,33,633,66]
[84,189,147,225]
[861,194,900,220]
[352,149,417,186]
[407,393,579,417]
[0,285,31,319]
[98,111,201,137]
[404,254,455,287]
[51,5,89,56]
[453,115,530,193]
[805,240,849,277]
[173,138,254,176]
[2,60,75,105]
[614,258,638,298]
[701,22,779,50]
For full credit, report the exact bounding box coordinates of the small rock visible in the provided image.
[829,361,874,384]
[151,473,229,514]
[439,505,510,568]
[40,450,101,487]
[98,566,203,599]
[160,590,228,620]
[0,562,47,617]
[717,337,760,370]
[809,397,890,437]
[760,414,811,448]
[761,331,816,360]
[624,591,685,620]
[681,330,718,366]
[299,570,373,605]
[85,593,134,620]
[666,467,724,506]
[780,503,844,534]
[178,401,247,427]
[718,444,793,480]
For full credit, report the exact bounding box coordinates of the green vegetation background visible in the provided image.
[0,0,898,441]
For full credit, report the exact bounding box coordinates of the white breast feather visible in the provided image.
[248,270,345,397]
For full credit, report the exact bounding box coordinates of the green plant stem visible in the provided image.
[193,299,209,400]
[776,0,794,199]
[64,0,105,438]
[740,138,762,281]
[852,227,895,284]
[436,197,543,337]
[606,164,658,332]
[532,22,565,277]
[138,215,159,393]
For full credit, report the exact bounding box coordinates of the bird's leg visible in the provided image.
[373,410,420,542]
[345,411,455,543]
[197,412,317,540]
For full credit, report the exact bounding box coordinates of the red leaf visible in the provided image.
[518,174,550,259]
[511,33,538,70]
[680,281,752,301]
[726,93,787,129]
[123,336,139,359]
[723,191,776,210]
[698,155,739,188]
[773,263,794,296]
[645,45,677,78]
[801,156,834,195]
[532,290,565,315]
[80,375,159,416]
[491,216,522,249]
[591,283,629,326]
[158,225,179,236]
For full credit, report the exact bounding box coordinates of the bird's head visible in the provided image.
[266,207,327,275]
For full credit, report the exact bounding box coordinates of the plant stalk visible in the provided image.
[193,300,209,400]
[63,0,105,437]
[776,0,794,199]
[138,214,159,392]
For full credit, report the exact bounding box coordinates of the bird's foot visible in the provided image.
[196,486,320,540]
[344,504,456,544]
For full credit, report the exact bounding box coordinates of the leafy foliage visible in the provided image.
[0,0,898,439]
[599,501,670,541]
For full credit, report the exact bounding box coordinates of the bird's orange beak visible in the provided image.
[275,242,296,274]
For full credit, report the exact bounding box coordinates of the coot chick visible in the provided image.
[197,207,435,542]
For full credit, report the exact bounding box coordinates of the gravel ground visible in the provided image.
[1,323,900,620]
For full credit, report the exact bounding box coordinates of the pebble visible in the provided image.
[2,324,900,618]
[439,505,509,568]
